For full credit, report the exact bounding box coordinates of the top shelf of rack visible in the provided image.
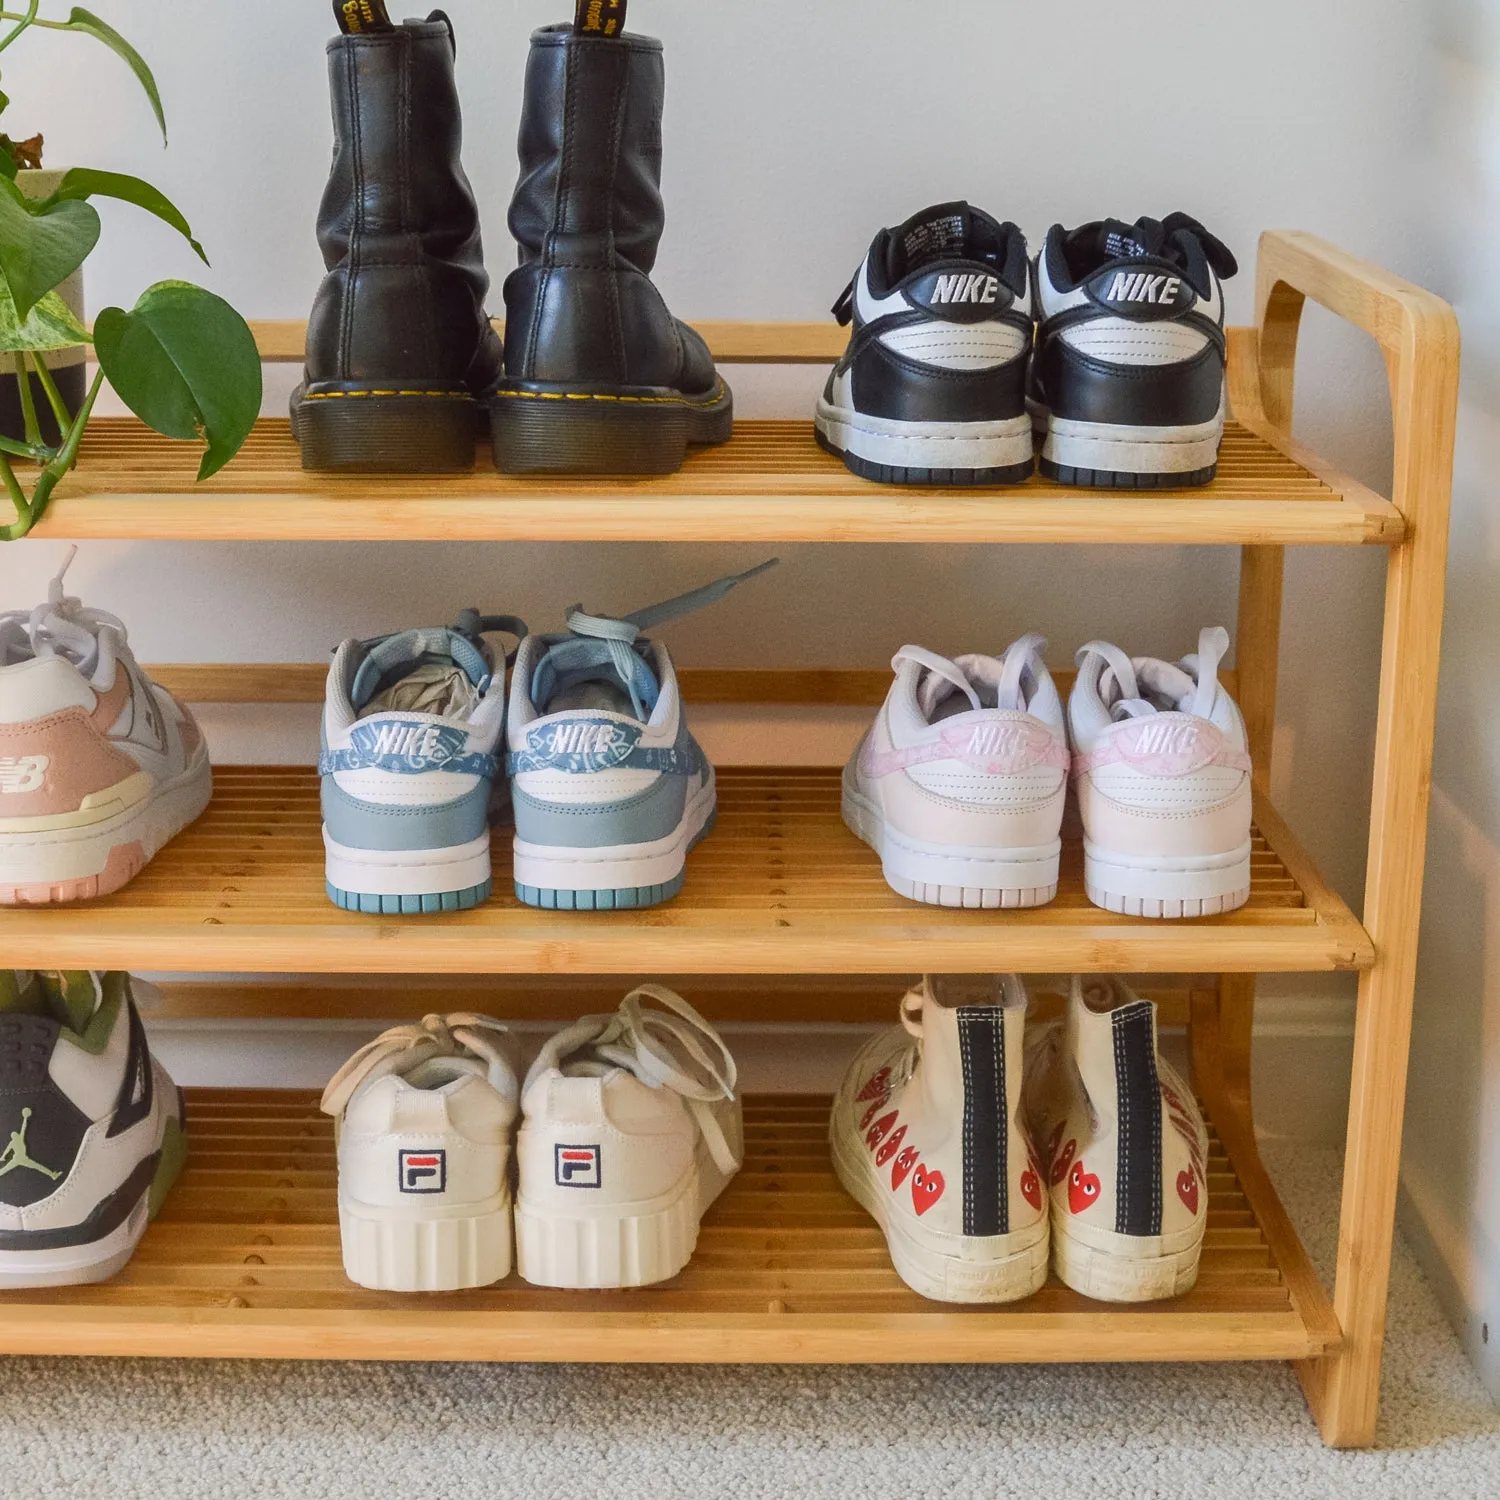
[26,306,1407,547]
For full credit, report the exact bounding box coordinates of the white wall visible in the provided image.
[0,9,1449,1160]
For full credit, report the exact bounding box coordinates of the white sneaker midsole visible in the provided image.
[337,1186,513,1293]
[0,1188,153,1289]
[843,780,1061,892]
[816,398,1033,470]
[323,829,493,896]
[1030,400,1224,474]
[512,775,716,892]
[1083,839,1252,900]
[0,754,211,883]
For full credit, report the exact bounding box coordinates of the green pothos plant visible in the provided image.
[0,3,261,539]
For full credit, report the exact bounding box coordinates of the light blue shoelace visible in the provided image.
[348,612,528,712]
[530,559,779,722]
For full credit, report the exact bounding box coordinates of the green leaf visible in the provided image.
[0,284,89,352]
[47,169,207,264]
[0,177,99,321]
[94,280,261,481]
[0,149,15,183]
[62,9,166,145]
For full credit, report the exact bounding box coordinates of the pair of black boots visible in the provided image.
[291,7,731,476]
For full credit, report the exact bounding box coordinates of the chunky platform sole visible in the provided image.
[512,780,717,911]
[337,1188,513,1292]
[0,756,212,906]
[842,777,1059,910]
[289,386,482,474]
[1031,405,1223,488]
[1083,839,1252,919]
[830,1118,1049,1304]
[815,400,1034,486]
[0,1101,186,1288]
[323,828,493,915]
[490,379,733,475]
[1051,1219,1205,1302]
[515,1140,738,1290]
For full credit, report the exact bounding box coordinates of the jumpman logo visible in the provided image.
[0,1108,61,1181]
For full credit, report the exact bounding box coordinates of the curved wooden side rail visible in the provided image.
[1224,231,1460,1446]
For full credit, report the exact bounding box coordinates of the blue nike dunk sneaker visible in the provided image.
[506,562,777,910]
[320,611,526,914]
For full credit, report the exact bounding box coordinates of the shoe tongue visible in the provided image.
[1095,216,1168,263]
[350,627,491,716]
[0,971,100,1033]
[331,0,394,34]
[889,202,975,279]
[1126,658,1200,716]
[915,650,1033,721]
[532,637,660,720]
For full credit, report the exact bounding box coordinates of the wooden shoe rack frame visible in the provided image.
[2,230,1457,1448]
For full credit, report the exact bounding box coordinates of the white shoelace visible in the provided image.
[320,1013,515,1118]
[1077,626,1229,722]
[0,546,124,678]
[528,985,742,1175]
[897,633,1048,720]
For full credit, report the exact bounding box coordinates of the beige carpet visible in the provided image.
[2,1144,1495,1499]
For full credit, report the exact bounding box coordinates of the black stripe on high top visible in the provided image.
[1112,1002,1163,1236]
[957,1006,1007,1237]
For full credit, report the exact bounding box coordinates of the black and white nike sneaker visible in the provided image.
[816,202,1034,486]
[1030,214,1238,487]
[0,970,186,1287]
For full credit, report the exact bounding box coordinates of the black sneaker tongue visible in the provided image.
[573,0,627,35]
[332,0,393,33]
[1098,217,1167,262]
[892,203,972,278]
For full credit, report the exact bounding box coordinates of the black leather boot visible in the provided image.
[491,20,733,475]
[291,10,501,473]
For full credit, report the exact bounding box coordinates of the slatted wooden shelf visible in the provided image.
[26,413,1402,545]
[0,1090,1340,1362]
[0,766,1373,974]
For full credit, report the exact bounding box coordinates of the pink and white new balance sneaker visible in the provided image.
[830,975,1049,1303]
[0,554,212,905]
[842,635,1068,909]
[1023,976,1209,1302]
[1068,626,1251,918]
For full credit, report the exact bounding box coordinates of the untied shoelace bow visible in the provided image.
[0,546,123,676]
[1075,626,1229,722]
[535,559,779,722]
[320,1013,514,1118]
[538,984,742,1176]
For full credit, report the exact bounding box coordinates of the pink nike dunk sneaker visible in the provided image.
[0,554,212,904]
[1068,626,1252,918]
[842,634,1068,908]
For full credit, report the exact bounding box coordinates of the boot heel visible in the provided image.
[490,385,733,476]
[291,389,481,474]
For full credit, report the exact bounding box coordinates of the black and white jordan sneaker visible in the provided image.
[1030,215,1238,487]
[0,970,186,1287]
[816,202,1034,486]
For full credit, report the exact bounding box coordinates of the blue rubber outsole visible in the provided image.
[326,879,493,915]
[512,810,716,912]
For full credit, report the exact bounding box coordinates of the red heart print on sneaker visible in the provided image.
[890,1145,918,1190]
[859,1098,886,1131]
[911,1165,945,1215]
[874,1124,906,1168]
[864,1111,897,1151]
[1050,1137,1076,1186]
[1020,1166,1042,1211]
[855,1068,891,1103]
[1177,1167,1200,1214]
[1068,1160,1100,1214]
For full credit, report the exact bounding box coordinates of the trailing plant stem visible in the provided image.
[30,349,71,432]
[0,0,39,59]
[0,365,102,539]
[11,351,40,447]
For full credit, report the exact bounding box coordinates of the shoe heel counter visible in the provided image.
[0,663,138,820]
[1041,335,1224,427]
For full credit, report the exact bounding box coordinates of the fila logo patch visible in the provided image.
[1103,272,1183,305]
[930,272,1000,305]
[555,1143,602,1188]
[398,1149,447,1193]
[0,755,47,794]
[1131,722,1200,756]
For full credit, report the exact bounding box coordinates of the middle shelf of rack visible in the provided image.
[0,765,1374,974]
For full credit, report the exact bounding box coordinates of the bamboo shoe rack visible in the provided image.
[4,230,1458,1450]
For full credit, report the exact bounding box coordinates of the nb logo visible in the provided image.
[398,1148,447,1193]
[554,1143,602,1188]
[0,755,47,795]
[1103,271,1184,306]
[930,272,1000,306]
[1131,722,1199,757]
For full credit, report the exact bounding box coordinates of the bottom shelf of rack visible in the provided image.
[0,1090,1340,1363]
